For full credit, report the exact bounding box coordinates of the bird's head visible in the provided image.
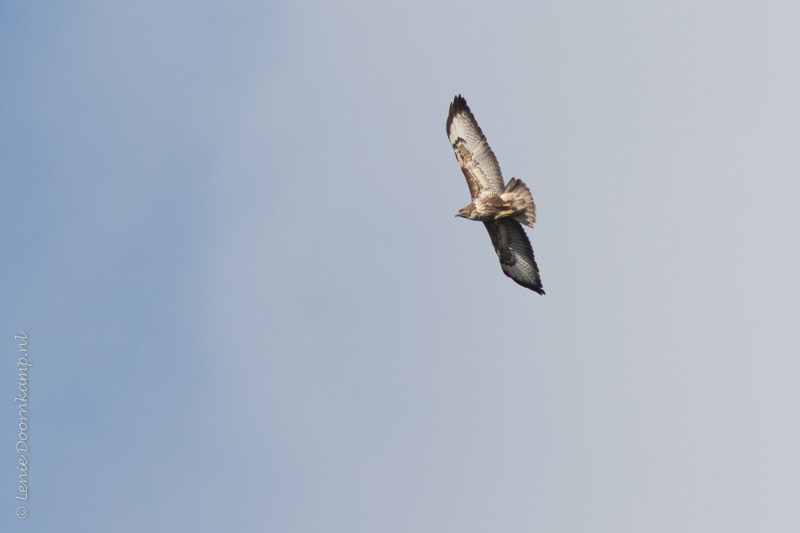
[455,204,476,220]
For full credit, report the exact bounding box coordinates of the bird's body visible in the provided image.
[446,95,544,294]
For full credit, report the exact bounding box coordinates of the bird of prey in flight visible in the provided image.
[446,95,544,294]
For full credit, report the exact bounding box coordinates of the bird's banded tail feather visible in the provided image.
[500,177,537,228]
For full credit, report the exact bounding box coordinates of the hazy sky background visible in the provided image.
[2,1,800,531]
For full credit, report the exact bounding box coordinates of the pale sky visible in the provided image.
[2,1,800,531]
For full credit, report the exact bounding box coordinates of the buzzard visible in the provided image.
[446,95,544,294]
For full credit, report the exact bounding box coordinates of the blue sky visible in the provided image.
[2,1,800,531]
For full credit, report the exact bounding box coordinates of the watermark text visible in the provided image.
[14,331,30,518]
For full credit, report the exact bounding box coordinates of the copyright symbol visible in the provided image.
[16,506,27,519]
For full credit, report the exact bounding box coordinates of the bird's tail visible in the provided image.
[500,178,537,228]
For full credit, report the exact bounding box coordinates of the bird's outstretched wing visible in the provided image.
[483,219,545,294]
[446,95,505,199]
